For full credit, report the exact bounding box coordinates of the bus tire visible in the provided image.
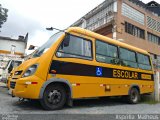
[40,84,67,110]
[127,87,140,104]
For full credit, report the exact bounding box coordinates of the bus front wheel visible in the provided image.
[127,87,140,104]
[40,84,67,110]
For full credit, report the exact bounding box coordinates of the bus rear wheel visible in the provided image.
[40,84,67,110]
[127,88,140,104]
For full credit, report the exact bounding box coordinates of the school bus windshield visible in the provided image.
[32,32,63,58]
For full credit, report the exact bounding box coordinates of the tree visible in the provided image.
[0,4,8,30]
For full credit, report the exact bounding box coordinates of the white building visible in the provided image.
[0,34,28,70]
[0,34,28,56]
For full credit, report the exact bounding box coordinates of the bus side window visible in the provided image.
[137,53,151,70]
[96,40,119,65]
[59,35,70,50]
[119,48,138,68]
[57,34,92,60]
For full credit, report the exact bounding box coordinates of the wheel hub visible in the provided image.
[131,91,138,102]
[48,90,61,104]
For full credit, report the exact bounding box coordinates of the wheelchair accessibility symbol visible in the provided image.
[96,67,102,76]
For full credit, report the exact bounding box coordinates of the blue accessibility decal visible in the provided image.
[96,67,102,76]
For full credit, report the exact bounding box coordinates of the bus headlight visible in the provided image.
[23,64,38,77]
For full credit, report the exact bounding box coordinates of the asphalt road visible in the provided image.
[0,86,160,120]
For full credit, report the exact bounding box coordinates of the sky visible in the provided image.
[0,0,159,54]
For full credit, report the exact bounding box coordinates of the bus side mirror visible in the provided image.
[28,45,36,50]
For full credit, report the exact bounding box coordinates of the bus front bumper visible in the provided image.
[12,76,44,99]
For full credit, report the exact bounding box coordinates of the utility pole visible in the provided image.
[11,45,16,55]
[154,71,160,101]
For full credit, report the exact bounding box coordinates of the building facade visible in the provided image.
[0,34,28,68]
[0,34,28,80]
[71,0,160,71]
[0,34,28,56]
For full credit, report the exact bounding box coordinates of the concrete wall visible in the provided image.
[0,39,26,55]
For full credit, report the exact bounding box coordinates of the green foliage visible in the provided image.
[0,4,8,30]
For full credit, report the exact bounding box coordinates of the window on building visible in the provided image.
[137,53,151,70]
[154,54,157,59]
[147,16,160,33]
[96,40,119,64]
[150,53,154,61]
[86,2,116,31]
[125,22,145,39]
[147,32,160,45]
[157,56,160,68]
[119,48,138,68]
[158,22,160,32]
[57,34,92,60]
[122,3,145,25]
[150,53,158,68]
[157,55,160,61]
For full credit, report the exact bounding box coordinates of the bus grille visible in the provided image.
[10,82,16,89]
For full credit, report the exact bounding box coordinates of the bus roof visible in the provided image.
[66,27,149,55]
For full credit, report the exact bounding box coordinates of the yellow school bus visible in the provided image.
[11,27,154,110]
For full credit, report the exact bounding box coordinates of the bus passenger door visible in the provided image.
[50,33,103,98]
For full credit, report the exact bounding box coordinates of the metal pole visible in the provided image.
[11,45,16,55]
[154,71,160,101]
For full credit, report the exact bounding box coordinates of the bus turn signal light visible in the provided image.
[51,70,57,74]
[25,82,38,85]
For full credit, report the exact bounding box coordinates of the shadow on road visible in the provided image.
[11,97,128,111]
[12,100,43,111]
[1,86,154,111]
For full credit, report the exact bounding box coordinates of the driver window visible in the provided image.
[57,34,92,60]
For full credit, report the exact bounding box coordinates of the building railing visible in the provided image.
[86,14,114,31]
